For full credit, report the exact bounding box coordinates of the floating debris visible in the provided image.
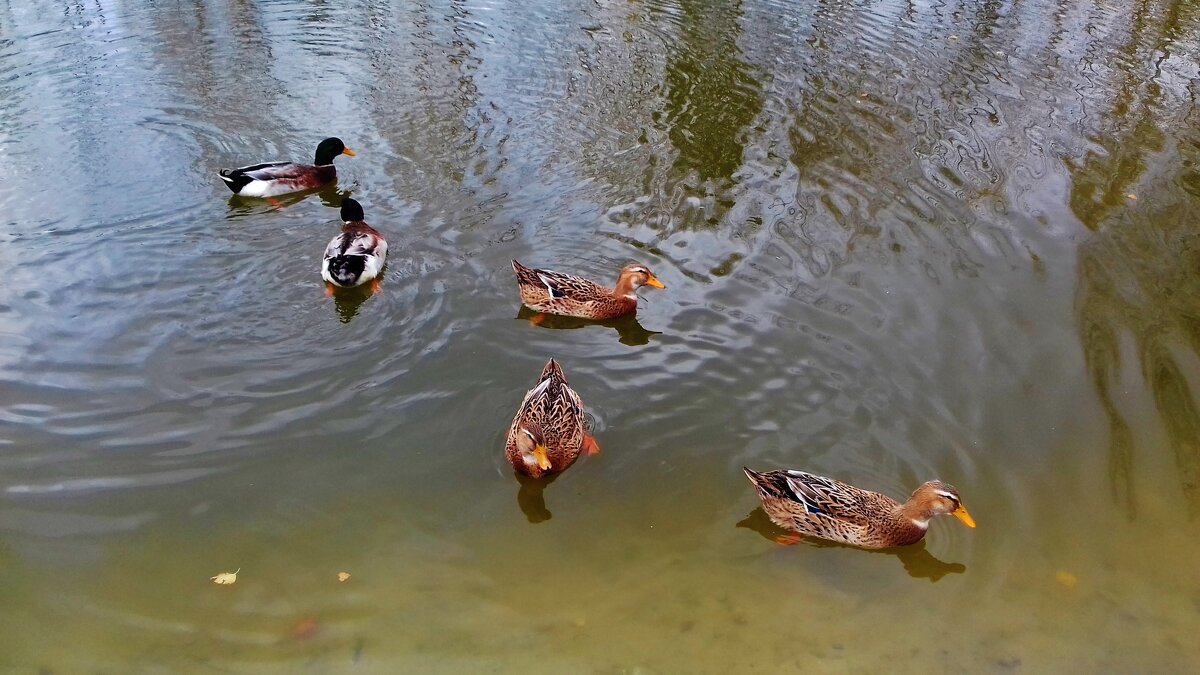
[211,568,240,585]
[337,572,351,582]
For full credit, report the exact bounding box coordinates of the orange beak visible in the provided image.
[644,274,665,289]
[533,445,552,471]
[953,506,976,528]
[342,148,356,157]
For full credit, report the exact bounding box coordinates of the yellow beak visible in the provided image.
[953,505,976,528]
[342,148,356,157]
[645,275,665,289]
[533,444,552,471]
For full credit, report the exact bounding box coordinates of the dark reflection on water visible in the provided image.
[2,0,1200,671]
[664,0,763,189]
[515,305,661,346]
[515,472,558,523]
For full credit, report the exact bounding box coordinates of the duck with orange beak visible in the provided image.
[743,468,975,549]
[511,260,665,320]
[218,137,355,197]
[505,358,598,479]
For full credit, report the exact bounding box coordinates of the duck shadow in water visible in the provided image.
[515,472,561,524]
[328,275,384,324]
[735,508,966,582]
[515,306,661,346]
[225,183,354,215]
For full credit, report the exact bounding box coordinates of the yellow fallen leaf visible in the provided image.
[1127,193,1137,200]
[1055,571,1077,589]
[211,568,240,585]
[337,572,351,582]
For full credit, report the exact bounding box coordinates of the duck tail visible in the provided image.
[742,466,766,487]
[511,259,539,286]
[539,357,566,382]
[325,255,366,288]
[218,169,254,194]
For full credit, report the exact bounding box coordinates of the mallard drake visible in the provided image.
[743,468,975,549]
[511,260,664,320]
[218,137,355,197]
[322,198,387,291]
[505,358,598,478]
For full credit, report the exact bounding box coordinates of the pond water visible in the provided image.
[2,0,1199,671]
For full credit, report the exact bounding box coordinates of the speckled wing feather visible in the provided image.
[744,468,893,547]
[778,470,875,527]
[512,260,608,302]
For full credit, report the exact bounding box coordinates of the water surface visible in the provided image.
[2,0,1199,672]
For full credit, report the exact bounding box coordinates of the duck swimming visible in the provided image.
[321,198,387,292]
[505,358,598,478]
[511,260,664,320]
[218,137,355,197]
[743,468,975,549]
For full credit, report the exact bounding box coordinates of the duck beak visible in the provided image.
[952,505,976,528]
[644,274,665,289]
[342,148,356,156]
[533,444,552,471]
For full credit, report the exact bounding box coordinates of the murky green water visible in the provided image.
[2,0,1199,671]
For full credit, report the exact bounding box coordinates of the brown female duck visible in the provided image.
[218,137,355,197]
[743,468,975,549]
[505,359,598,478]
[511,260,664,320]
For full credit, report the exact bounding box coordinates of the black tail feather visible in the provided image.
[327,255,367,287]
[218,169,254,194]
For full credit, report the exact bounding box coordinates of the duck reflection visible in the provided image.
[516,306,661,346]
[328,282,380,324]
[225,183,353,216]
[735,508,966,582]
[515,472,560,524]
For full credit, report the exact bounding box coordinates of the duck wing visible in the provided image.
[511,261,607,302]
[226,161,309,181]
[325,224,386,259]
[778,470,874,526]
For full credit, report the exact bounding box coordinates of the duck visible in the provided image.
[505,358,599,478]
[742,467,975,549]
[511,260,664,320]
[218,137,355,197]
[321,198,388,291]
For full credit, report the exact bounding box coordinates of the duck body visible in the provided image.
[219,137,354,197]
[505,359,588,478]
[322,198,387,288]
[743,468,975,549]
[511,260,664,320]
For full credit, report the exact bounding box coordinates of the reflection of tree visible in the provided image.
[362,0,483,194]
[1072,0,1200,516]
[663,0,763,187]
[1077,208,1200,517]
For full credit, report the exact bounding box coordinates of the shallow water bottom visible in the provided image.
[4,466,1197,674]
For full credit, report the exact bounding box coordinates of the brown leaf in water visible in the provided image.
[337,572,351,582]
[1055,571,1078,589]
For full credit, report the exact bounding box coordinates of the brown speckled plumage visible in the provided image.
[511,260,664,320]
[743,468,976,549]
[505,359,588,478]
